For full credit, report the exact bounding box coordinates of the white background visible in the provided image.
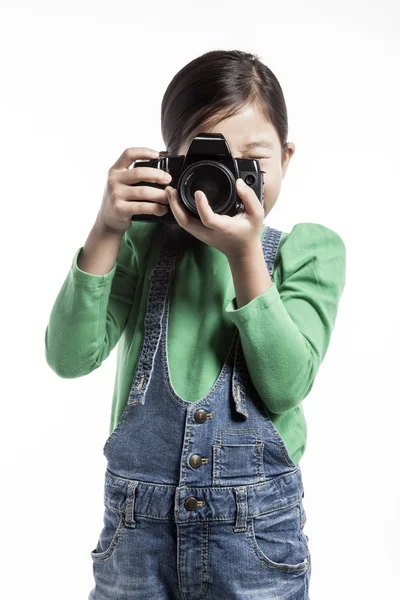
[1,1,399,598]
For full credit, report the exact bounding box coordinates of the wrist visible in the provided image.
[93,216,126,239]
[226,240,263,264]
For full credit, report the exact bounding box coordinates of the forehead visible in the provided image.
[179,134,275,155]
[182,105,278,153]
[241,138,274,150]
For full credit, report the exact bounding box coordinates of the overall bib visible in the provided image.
[89,225,311,600]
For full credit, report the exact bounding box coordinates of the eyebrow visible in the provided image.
[241,139,274,151]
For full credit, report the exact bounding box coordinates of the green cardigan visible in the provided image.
[45,221,346,465]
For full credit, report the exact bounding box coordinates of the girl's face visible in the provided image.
[177,102,295,218]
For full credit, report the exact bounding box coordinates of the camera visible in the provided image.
[130,132,265,222]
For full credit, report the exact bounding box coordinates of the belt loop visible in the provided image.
[233,486,248,532]
[124,481,138,528]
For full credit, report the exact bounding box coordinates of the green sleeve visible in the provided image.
[225,223,346,413]
[44,230,138,378]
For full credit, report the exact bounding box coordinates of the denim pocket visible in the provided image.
[212,427,265,486]
[246,502,310,573]
[90,504,127,563]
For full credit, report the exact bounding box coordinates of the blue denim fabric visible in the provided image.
[89,226,311,599]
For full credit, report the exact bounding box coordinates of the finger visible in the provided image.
[194,191,220,229]
[166,186,203,232]
[120,183,170,205]
[236,178,260,218]
[120,166,171,187]
[165,186,189,226]
[111,147,159,171]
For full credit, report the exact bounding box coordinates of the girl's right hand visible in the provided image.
[96,147,172,234]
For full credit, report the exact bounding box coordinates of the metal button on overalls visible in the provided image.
[184,497,200,511]
[189,454,207,468]
[194,408,211,423]
[89,226,311,600]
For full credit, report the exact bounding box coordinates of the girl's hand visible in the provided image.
[96,147,170,234]
[165,178,265,260]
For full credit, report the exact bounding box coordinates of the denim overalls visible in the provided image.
[89,225,311,600]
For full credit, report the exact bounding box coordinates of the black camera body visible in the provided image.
[130,132,265,222]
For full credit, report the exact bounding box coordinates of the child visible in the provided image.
[45,49,346,599]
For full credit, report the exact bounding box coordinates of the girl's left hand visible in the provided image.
[165,178,265,260]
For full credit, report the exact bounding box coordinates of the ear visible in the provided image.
[282,142,295,179]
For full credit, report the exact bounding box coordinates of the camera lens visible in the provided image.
[179,161,235,215]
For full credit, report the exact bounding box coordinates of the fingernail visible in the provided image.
[237,178,245,188]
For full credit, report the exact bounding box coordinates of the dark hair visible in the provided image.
[161,49,289,157]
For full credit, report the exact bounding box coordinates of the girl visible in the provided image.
[45,49,346,599]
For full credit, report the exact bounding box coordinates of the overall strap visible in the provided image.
[263,225,284,280]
